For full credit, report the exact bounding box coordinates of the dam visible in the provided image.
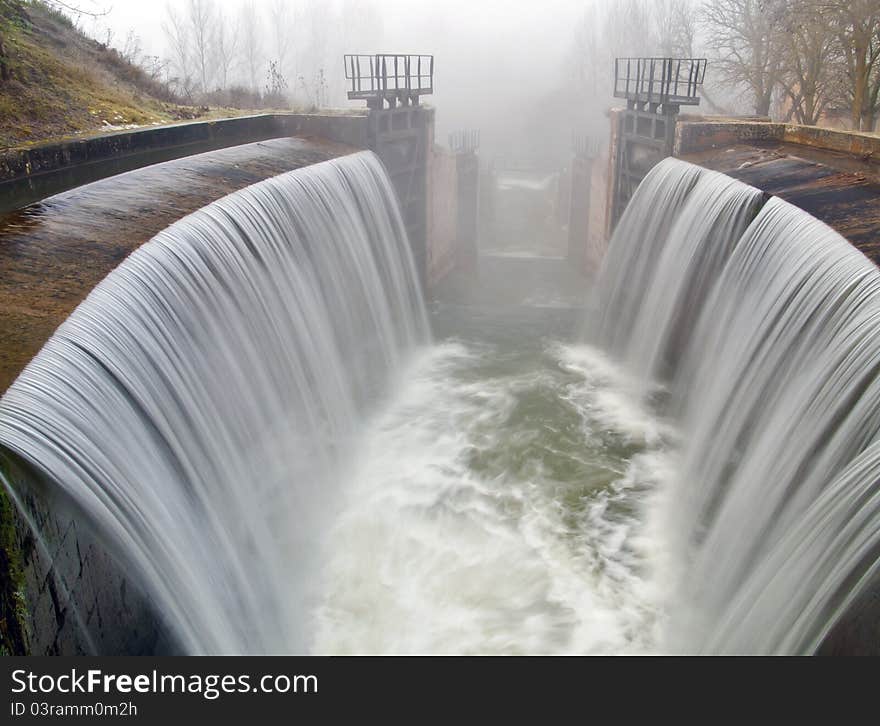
[1,52,880,656]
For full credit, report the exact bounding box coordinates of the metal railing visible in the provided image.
[613,57,707,105]
[449,129,480,154]
[344,54,434,104]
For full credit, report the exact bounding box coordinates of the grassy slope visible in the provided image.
[0,1,242,150]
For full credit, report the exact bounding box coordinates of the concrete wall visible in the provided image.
[455,152,480,273]
[427,145,459,285]
[586,152,610,274]
[675,118,880,160]
[567,155,591,269]
[366,105,434,287]
[674,119,785,154]
[365,105,476,290]
[0,112,369,214]
[566,148,610,277]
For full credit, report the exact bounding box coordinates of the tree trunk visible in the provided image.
[755,92,772,117]
[851,42,868,130]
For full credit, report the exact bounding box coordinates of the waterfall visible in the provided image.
[4,147,879,655]
[0,151,429,654]
[592,157,880,653]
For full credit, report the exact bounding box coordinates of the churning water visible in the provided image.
[312,308,672,653]
[2,152,879,654]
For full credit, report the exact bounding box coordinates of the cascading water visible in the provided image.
[2,147,879,655]
[592,157,880,653]
[0,151,429,654]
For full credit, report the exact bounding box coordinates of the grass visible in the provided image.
[0,1,253,151]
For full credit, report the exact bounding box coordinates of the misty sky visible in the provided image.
[93,0,588,62]
[79,1,596,155]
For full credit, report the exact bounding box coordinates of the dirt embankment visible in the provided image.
[0,1,248,150]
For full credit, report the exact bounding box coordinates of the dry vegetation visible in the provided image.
[0,0,248,150]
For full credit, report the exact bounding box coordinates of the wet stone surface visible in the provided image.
[0,136,357,395]
[679,142,880,264]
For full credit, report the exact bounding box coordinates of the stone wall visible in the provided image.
[1,452,171,655]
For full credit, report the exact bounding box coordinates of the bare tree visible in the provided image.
[569,10,607,102]
[187,0,217,93]
[264,59,288,107]
[300,0,331,105]
[163,4,196,100]
[213,11,239,91]
[604,0,655,59]
[822,0,880,131]
[120,29,143,66]
[268,0,294,86]
[567,0,657,102]
[142,55,170,85]
[777,0,836,125]
[44,1,110,19]
[240,0,263,93]
[701,0,788,116]
[654,0,697,58]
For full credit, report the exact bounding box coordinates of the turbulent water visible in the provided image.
[312,307,672,653]
[2,151,880,655]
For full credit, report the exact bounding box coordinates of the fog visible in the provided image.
[79,0,682,164]
[74,0,878,164]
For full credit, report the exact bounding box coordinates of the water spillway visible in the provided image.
[0,151,428,654]
[592,158,880,653]
[1,152,879,654]
[0,136,357,397]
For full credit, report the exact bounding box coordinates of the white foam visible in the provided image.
[312,341,672,654]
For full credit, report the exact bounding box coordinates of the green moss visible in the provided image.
[0,453,30,655]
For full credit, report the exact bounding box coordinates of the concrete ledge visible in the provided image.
[0,112,369,213]
[675,118,880,164]
[782,124,880,160]
[675,120,786,154]
[675,119,880,263]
